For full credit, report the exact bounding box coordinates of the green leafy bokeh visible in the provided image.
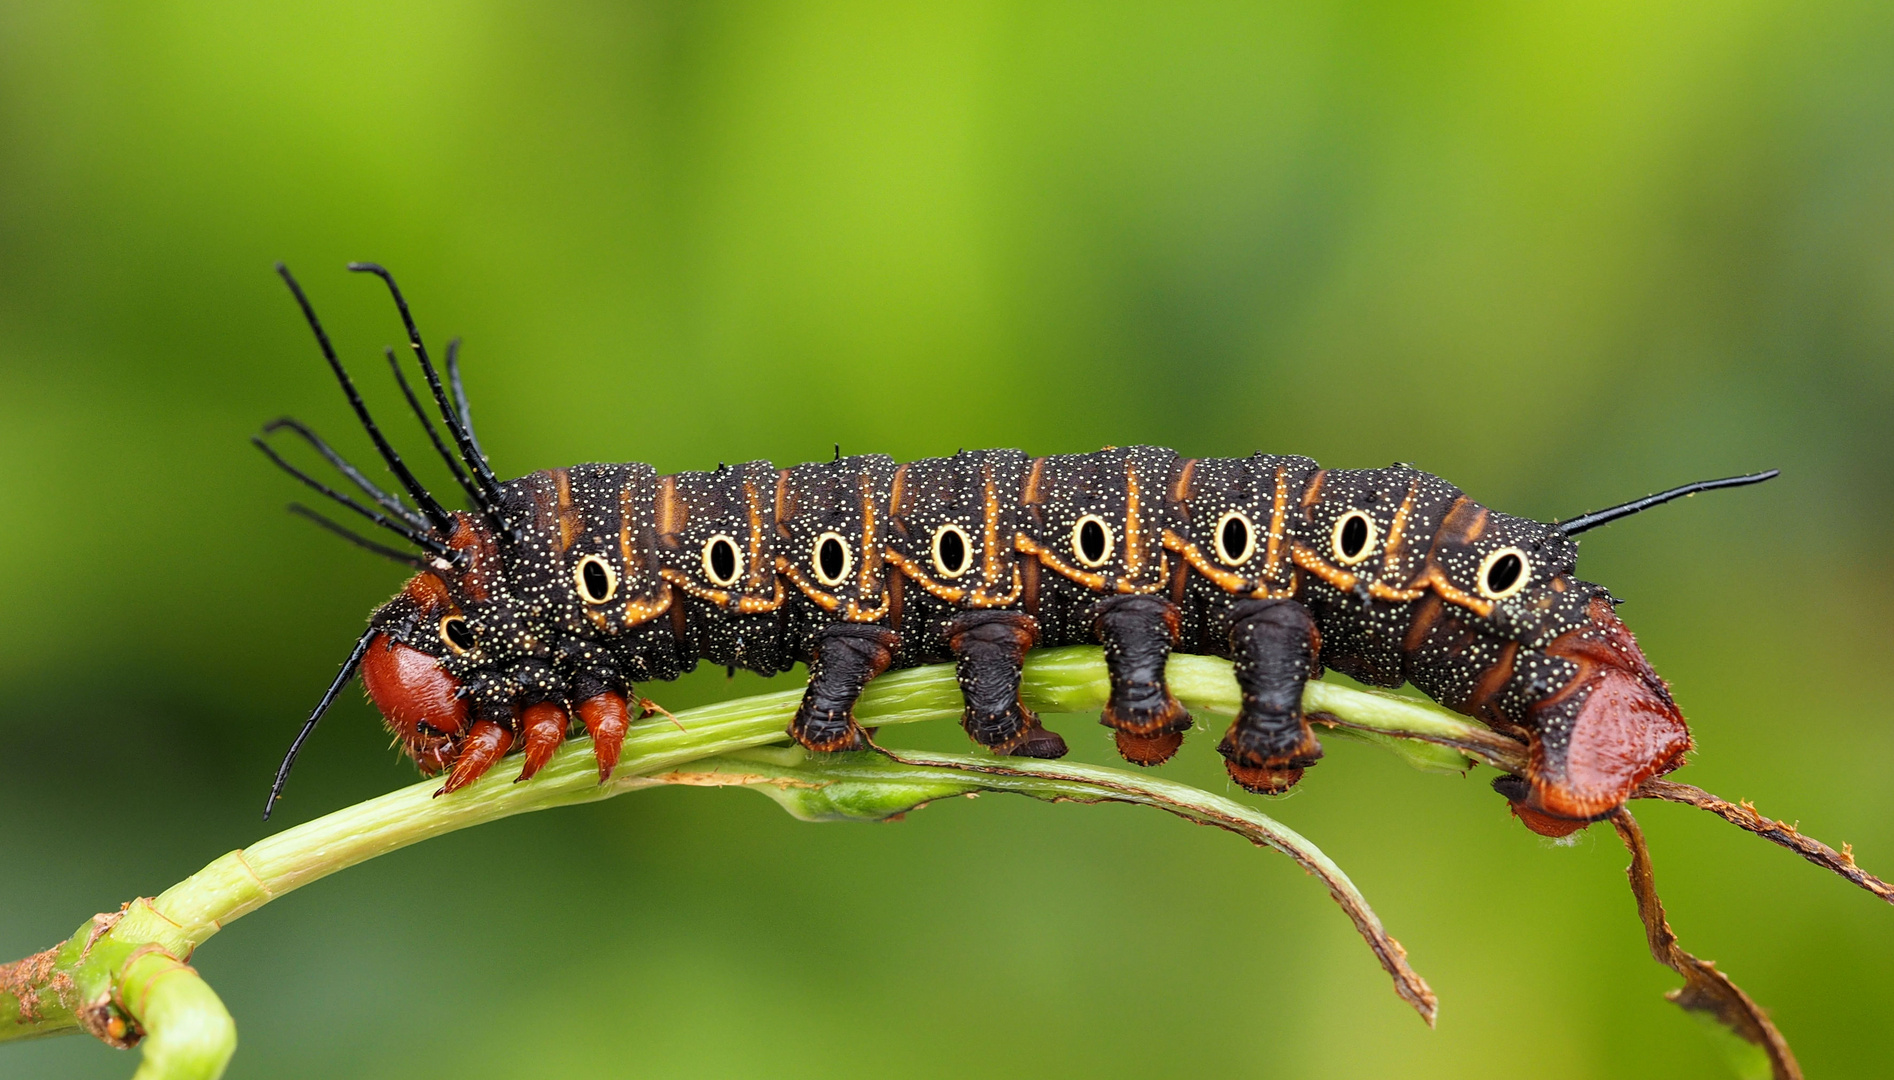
[0,3,1888,1078]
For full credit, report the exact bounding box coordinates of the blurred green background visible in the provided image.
[2,2,1890,1077]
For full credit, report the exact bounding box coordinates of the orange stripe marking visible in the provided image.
[1123,457,1144,579]
[1163,528,1250,592]
[554,468,578,552]
[774,556,841,612]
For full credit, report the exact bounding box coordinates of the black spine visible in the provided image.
[276,264,459,538]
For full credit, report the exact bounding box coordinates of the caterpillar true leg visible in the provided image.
[438,718,515,795]
[1094,594,1194,766]
[947,611,1066,758]
[515,701,569,782]
[1219,598,1324,794]
[576,692,632,782]
[790,624,902,753]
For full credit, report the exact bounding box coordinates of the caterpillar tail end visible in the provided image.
[1499,598,1693,836]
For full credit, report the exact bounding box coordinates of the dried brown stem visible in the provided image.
[1612,810,1802,1080]
[1320,707,1894,908]
[1634,779,1894,906]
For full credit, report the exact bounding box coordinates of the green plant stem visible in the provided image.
[0,647,1633,1077]
[658,744,1436,1019]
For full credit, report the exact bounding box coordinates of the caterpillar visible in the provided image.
[258,264,1776,837]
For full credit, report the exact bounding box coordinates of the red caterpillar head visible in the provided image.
[342,491,647,799]
[360,632,465,775]
[355,554,507,776]
[259,265,652,816]
[259,263,545,817]
[355,515,517,774]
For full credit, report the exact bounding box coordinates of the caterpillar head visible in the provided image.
[360,631,463,774]
[359,511,534,774]
[258,263,551,816]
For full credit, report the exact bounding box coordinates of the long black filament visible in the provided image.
[276,264,458,537]
[264,417,430,533]
[264,627,378,819]
[347,264,508,522]
[288,503,428,568]
[1556,470,1780,537]
[252,436,456,559]
[383,346,486,510]
[445,338,490,473]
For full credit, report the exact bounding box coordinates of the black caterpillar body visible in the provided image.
[261,265,1774,835]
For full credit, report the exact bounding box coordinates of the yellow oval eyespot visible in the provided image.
[1477,546,1531,601]
[1214,510,1256,566]
[812,531,853,587]
[1071,514,1114,569]
[439,614,475,654]
[1330,510,1377,566]
[573,554,618,604]
[931,523,973,579]
[701,534,743,587]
